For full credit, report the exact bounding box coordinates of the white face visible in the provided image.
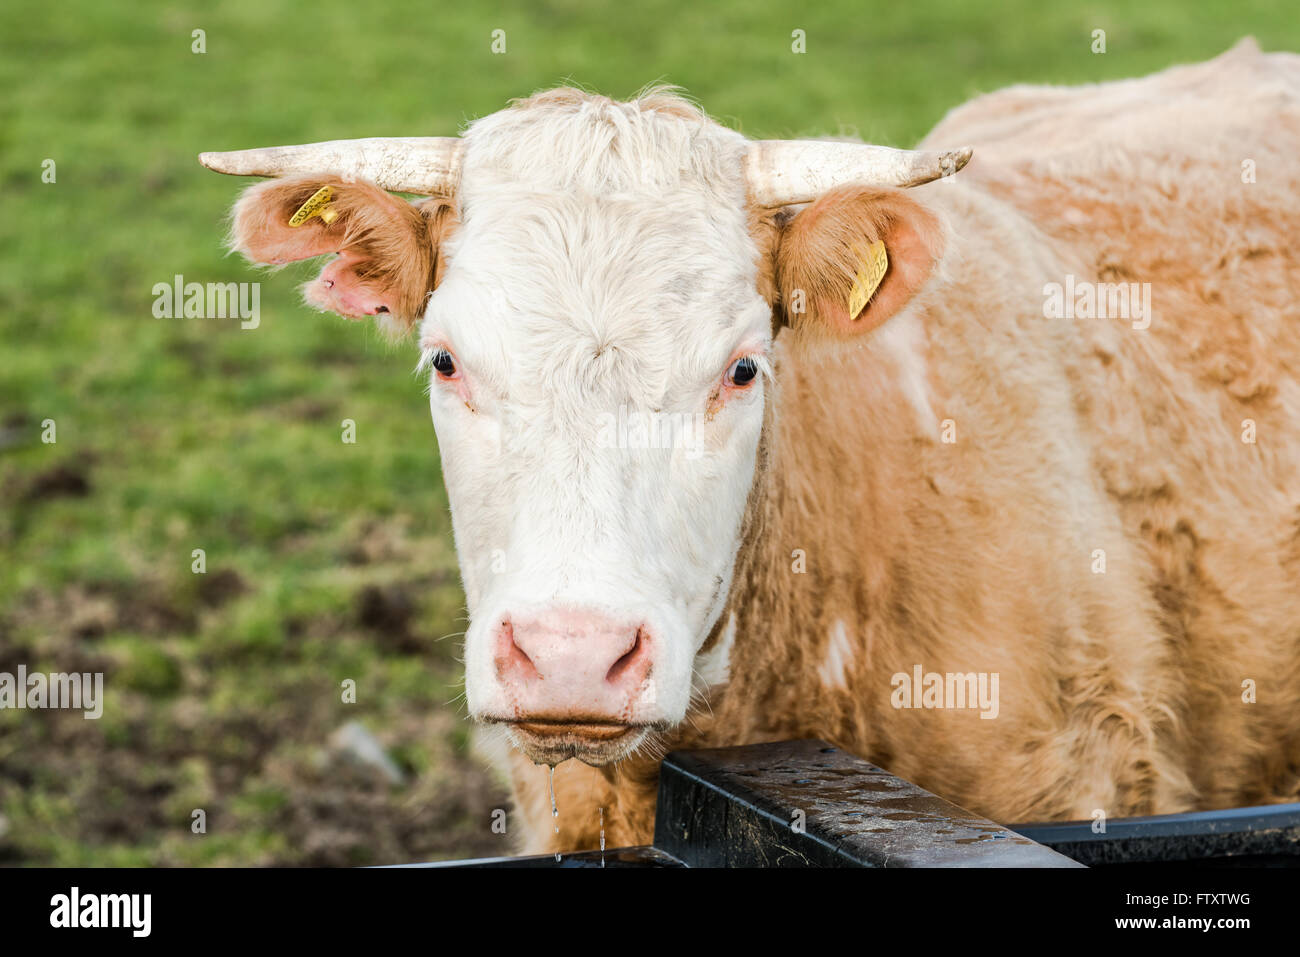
[420,178,771,766]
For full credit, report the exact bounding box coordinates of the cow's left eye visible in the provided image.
[727,356,758,387]
[432,349,458,379]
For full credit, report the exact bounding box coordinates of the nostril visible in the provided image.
[605,627,648,685]
[494,619,540,681]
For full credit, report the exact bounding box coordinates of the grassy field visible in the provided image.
[2,0,1298,865]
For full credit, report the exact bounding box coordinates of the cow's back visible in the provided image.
[918,37,1300,808]
[923,38,1300,169]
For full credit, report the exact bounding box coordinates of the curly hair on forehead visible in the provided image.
[508,84,708,123]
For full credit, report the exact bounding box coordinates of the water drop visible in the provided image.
[550,765,561,863]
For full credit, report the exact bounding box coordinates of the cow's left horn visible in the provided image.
[198,137,464,196]
[744,140,973,207]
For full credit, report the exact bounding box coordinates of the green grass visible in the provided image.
[2,0,1298,865]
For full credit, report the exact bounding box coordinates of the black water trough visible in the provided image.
[397,739,1300,867]
[652,739,1078,866]
[1010,803,1300,867]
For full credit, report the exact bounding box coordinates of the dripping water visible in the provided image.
[549,765,560,863]
[599,807,606,868]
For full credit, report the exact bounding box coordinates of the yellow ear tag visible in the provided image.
[847,240,889,320]
[288,186,338,227]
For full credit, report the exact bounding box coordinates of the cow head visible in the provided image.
[203,89,966,767]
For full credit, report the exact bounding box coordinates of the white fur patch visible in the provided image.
[694,613,737,690]
[870,313,937,434]
[818,620,854,690]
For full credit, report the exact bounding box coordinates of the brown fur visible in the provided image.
[773,186,947,338]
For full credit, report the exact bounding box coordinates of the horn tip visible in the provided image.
[198,151,247,175]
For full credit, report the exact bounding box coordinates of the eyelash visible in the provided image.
[725,355,759,389]
[431,348,458,379]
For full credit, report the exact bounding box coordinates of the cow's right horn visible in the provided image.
[198,137,465,197]
[744,140,973,207]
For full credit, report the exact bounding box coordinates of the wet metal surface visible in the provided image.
[653,739,1081,867]
[1012,802,1300,867]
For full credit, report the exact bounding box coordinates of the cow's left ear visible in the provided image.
[771,186,944,340]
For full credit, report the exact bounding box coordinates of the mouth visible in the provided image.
[499,718,651,766]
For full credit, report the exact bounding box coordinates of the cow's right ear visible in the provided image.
[229,175,455,329]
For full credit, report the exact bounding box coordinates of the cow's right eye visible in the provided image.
[432,349,458,378]
[726,356,759,387]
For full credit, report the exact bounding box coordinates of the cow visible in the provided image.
[201,38,1300,855]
